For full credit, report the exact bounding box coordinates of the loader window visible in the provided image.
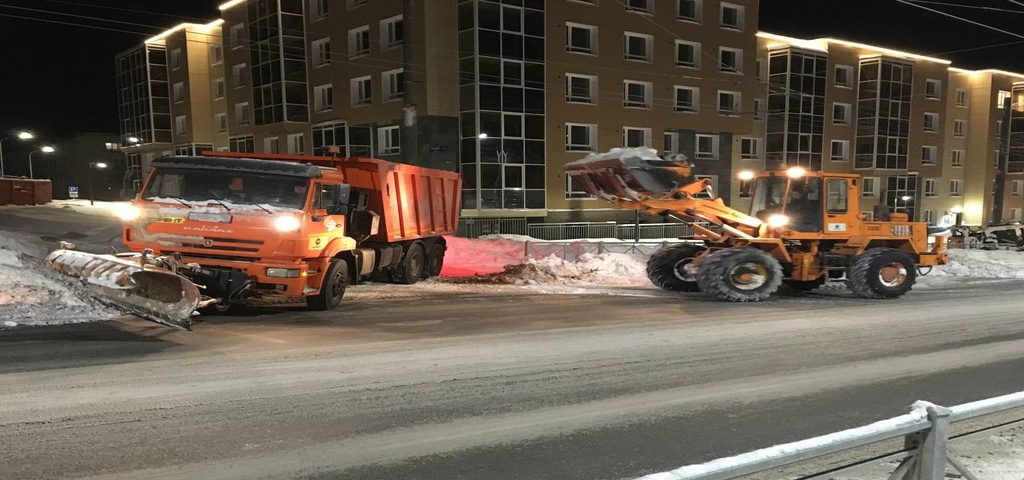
[826,179,848,213]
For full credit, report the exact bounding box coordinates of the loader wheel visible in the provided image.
[390,242,424,285]
[307,259,348,310]
[847,248,916,299]
[646,244,705,292]
[697,247,783,302]
[423,241,446,278]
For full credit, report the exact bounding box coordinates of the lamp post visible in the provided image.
[0,131,34,177]
[88,162,108,206]
[28,145,55,179]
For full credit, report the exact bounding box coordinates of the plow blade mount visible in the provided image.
[564,147,695,202]
[46,249,201,329]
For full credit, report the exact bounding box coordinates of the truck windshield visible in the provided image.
[143,168,309,210]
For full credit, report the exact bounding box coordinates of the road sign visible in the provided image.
[69,186,79,199]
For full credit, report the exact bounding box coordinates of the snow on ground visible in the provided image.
[46,199,130,216]
[928,248,1024,279]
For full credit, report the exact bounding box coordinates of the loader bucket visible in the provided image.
[565,147,695,201]
[46,249,201,329]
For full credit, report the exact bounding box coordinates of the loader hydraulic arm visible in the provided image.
[610,180,763,239]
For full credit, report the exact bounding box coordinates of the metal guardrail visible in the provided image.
[640,391,1024,480]
[456,219,700,241]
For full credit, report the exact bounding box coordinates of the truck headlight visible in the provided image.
[114,204,142,222]
[273,215,301,232]
[767,214,790,228]
[266,268,301,278]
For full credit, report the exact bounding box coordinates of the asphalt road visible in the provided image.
[1,205,1024,479]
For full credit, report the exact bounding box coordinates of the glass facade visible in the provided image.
[765,49,826,171]
[247,0,309,125]
[1009,85,1024,174]
[115,45,172,145]
[458,0,546,211]
[311,121,373,157]
[855,58,913,170]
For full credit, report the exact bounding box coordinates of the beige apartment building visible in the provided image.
[114,0,1023,226]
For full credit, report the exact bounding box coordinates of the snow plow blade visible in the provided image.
[46,249,202,329]
[564,147,696,202]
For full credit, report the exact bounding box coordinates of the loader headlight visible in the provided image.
[786,166,807,179]
[737,170,755,181]
[114,204,142,222]
[767,214,790,228]
[273,215,301,232]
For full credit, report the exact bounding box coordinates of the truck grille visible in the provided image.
[163,251,257,263]
[161,238,266,263]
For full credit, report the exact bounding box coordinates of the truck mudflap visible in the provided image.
[46,248,205,329]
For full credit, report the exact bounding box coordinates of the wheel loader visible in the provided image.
[565,148,949,302]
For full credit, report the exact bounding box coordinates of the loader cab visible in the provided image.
[748,168,861,235]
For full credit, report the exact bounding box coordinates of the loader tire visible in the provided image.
[424,241,446,278]
[697,247,783,302]
[646,244,705,292]
[390,242,424,285]
[847,248,916,299]
[307,259,348,310]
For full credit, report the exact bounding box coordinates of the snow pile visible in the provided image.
[930,248,1024,279]
[440,235,526,277]
[449,252,648,286]
[48,199,131,216]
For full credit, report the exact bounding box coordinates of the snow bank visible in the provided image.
[929,248,1024,279]
[48,199,131,216]
[440,235,526,277]
[447,252,649,287]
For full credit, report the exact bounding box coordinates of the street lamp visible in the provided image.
[88,161,108,206]
[27,145,55,179]
[0,131,34,177]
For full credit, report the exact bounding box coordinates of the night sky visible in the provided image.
[0,0,1021,147]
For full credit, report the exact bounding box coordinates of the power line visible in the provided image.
[0,12,153,36]
[0,4,163,31]
[1009,0,1024,8]
[41,0,213,22]
[905,0,1024,13]
[894,0,1024,39]
[931,39,1024,55]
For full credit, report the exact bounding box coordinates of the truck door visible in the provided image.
[308,183,351,253]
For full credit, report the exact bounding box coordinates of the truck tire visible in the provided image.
[697,247,783,302]
[646,244,705,292]
[307,259,348,310]
[847,248,916,299]
[424,241,446,278]
[390,242,424,285]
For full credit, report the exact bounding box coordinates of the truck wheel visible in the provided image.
[697,247,783,302]
[307,259,348,310]
[390,243,424,285]
[424,241,446,278]
[646,244,705,292]
[847,248,916,299]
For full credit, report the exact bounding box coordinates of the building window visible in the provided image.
[287,133,305,154]
[740,137,760,160]
[235,102,251,126]
[264,137,280,154]
[674,40,700,68]
[1012,180,1023,197]
[350,76,372,106]
[717,90,740,115]
[230,24,244,49]
[674,85,698,112]
[1011,208,1022,222]
[382,69,404,101]
[378,126,400,155]
[210,44,223,65]
[380,15,404,49]
[566,74,597,104]
[922,145,937,165]
[832,103,851,125]
[348,26,370,57]
[720,2,744,30]
[862,177,879,197]
[953,119,966,137]
[664,131,680,153]
[922,209,936,224]
[923,112,939,133]
[753,98,762,120]
[312,38,331,67]
[566,23,597,54]
[309,0,328,20]
[951,149,964,167]
[215,113,227,133]
[172,82,185,103]
[566,175,595,200]
[347,0,367,8]
[925,79,942,100]
[622,127,651,147]
[566,123,597,151]
[677,0,701,22]
[624,0,652,13]
[170,48,182,70]
[313,84,333,112]
[175,115,187,135]
[956,88,968,107]
[696,134,719,158]
[719,47,742,73]
[831,140,849,162]
[229,135,254,153]
[232,63,248,87]
[624,80,652,108]
[997,90,1012,108]
[213,78,225,99]
[835,65,854,88]
[624,32,653,62]
[924,178,937,197]
[950,179,963,197]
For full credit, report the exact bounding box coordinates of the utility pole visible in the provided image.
[400,0,419,167]
[991,96,1013,225]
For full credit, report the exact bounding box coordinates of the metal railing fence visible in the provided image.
[457,219,700,241]
[640,390,1024,480]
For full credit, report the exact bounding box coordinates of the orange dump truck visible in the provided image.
[48,152,461,328]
